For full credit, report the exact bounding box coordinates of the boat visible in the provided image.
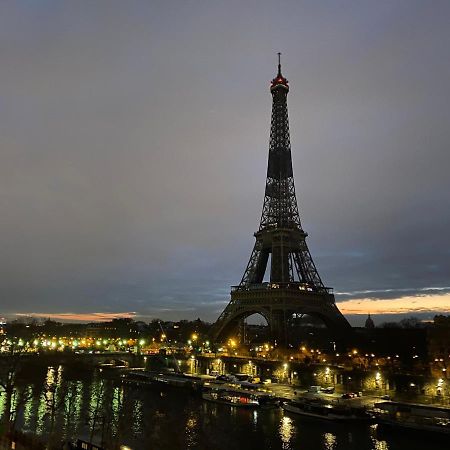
[122,370,203,391]
[282,397,372,422]
[373,401,450,436]
[122,370,156,387]
[152,371,203,390]
[202,383,278,408]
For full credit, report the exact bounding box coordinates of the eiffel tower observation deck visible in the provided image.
[211,55,351,345]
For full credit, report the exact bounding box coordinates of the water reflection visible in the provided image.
[370,425,389,450]
[0,367,446,450]
[185,412,199,449]
[374,440,389,450]
[252,410,258,427]
[35,383,47,435]
[0,388,6,417]
[131,398,143,436]
[323,432,337,450]
[279,415,295,448]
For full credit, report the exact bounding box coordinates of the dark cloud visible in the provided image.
[1,1,449,323]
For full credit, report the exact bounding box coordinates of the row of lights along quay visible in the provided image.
[1,315,449,404]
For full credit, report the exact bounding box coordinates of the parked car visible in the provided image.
[321,386,335,394]
[308,385,322,393]
[216,375,229,382]
[341,392,357,399]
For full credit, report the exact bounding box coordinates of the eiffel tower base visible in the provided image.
[210,287,351,347]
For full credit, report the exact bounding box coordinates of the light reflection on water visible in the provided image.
[34,384,47,435]
[374,441,389,450]
[0,367,444,450]
[131,398,143,436]
[279,415,295,448]
[0,387,6,418]
[252,410,258,427]
[370,424,389,450]
[185,412,199,449]
[323,432,337,450]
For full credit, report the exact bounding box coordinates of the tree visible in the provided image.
[399,317,421,328]
[0,341,32,433]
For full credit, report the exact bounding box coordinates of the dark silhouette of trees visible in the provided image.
[0,342,33,433]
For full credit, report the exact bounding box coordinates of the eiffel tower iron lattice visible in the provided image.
[210,55,351,345]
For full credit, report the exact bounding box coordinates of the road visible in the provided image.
[267,383,386,408]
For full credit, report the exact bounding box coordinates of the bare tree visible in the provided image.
[86,379,105,446]
[0,341,32,432]
[41,367,84,447]
[62,381,82,440]
[102,383,124,449]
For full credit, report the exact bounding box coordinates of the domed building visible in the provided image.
[365,313,375,329]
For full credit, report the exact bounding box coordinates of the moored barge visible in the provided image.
[373,401,450,436]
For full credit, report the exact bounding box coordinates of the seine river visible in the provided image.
[1,365,445,450]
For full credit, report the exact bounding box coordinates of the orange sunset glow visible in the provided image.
[338,293,450,315]
[15,312,137,322]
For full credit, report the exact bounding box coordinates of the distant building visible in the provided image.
[427,315,450,377]
[365,314,375,329]
[85,318,137,338]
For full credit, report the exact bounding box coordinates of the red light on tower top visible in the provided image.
[270,52,289,91]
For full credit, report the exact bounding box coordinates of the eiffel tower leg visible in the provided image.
[270,310,288,347]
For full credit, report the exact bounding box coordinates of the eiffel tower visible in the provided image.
[211,55,351,345]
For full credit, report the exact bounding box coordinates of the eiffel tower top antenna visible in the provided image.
[277,52,282,76]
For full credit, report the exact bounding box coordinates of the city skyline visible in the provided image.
[1,1,450,326]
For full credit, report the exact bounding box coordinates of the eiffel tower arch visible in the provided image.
[210,55,351,345]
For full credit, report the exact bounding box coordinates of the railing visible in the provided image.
[231,282,333,295]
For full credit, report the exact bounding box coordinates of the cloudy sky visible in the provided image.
[1,1,449,326]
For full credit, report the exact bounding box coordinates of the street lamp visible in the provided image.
[283,363,289,383]
[375,371,383,391]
